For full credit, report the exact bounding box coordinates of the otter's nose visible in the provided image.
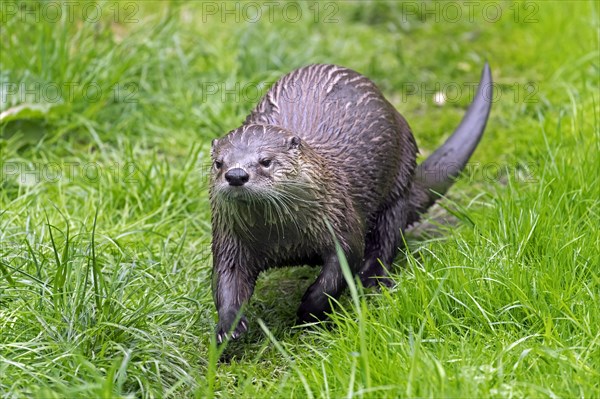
[225,168,249,186]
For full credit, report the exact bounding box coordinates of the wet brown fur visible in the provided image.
[209,63,490,342]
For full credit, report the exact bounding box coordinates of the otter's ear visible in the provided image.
[211,139,219,158]
[211,139,219,157]
[288,136,301,150]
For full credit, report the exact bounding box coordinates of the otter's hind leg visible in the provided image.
[359,196,411,287]
[297,243,363,324]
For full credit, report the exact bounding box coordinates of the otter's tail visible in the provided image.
[407,63,493,226]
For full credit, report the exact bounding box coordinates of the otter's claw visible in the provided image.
[216,317,248,344]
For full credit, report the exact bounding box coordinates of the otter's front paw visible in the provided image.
[216,314,248,344]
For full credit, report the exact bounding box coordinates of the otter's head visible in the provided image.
[210,124,303,203]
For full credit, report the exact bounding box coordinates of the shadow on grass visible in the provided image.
[219,266,318,360]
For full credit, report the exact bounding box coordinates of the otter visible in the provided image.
[210,63,492,343]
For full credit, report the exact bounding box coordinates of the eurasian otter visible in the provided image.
[210,63,492,343]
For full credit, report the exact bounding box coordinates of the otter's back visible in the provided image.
[245,64,417,211]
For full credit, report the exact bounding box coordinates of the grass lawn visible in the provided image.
[1,1,599,397]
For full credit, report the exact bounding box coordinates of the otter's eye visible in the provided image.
[214,160,223,169]
[259,159,272,168]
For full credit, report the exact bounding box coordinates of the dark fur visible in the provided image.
[209,63,492,343]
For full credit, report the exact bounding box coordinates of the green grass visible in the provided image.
[1,0,599,397]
